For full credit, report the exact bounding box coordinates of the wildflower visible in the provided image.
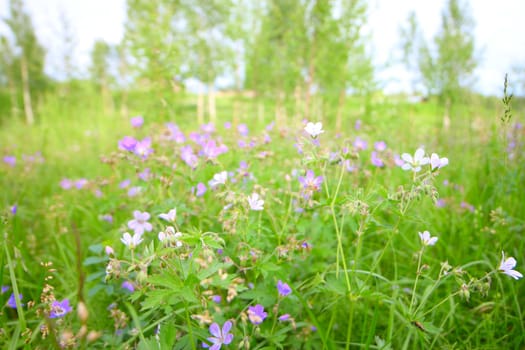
[353,137,367,151]
[401,148,429,172]
[203,321,233,350]
[133,137,153,159]
[49,299,73,318]
[130,116,144,128]
[10,205,17,215]
[209,171,228,188]
[498,251,523,280]
[100,214,113,223]
[1,286,9,294]
[371,151,384,167]
[105,246,114,255]
[159,208,177,222]
[298,170,323,199]
[278,314,291,321]
[304,122,324,138]
[118,136,138,152]
[247,193,264,211]
[238,124,249,136]
[60,178,73,190]
[3,155,16,167]
[127,186,142,197]
[374,141,387,152]
[247,304,267,325]
[138,168,151,181]
[6,293,23,308]
[128,211,153,235]
[180,146,199,168]
[430,153,449,170]
[158,227,183,247]
[75,178,89,189]
[194,182,207,197]
[277,280,291,297]
[121,232,143,249]
[201,123,215,134]
[121,281,135,292]
[418,231,438,246]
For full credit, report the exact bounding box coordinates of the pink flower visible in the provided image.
[127,211,152,235]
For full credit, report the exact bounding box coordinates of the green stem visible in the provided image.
[409,248,424,315]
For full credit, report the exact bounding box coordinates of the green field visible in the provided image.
[1,90,524,349]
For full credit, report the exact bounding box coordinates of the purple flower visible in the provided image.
[118,136,138,152]
[119,179,131,188]
[6,293,23,308]
[100,214,113,223]
[223,121,232,129]
[180,146,199,169]
[278,314,291,321]
[374,141,387,152]
[133,137,153,159]
[371,151,384,167]
[203,321,233,350]
[201,123,215,134]
[1,286,9,294]
[60,178,73,190]
[10,205,17,215]
[353,137,367,151]
[138,168,151,181]
[127,186,142,197]
[201,140,228,160]
[121,281,135,292]
[128,210,153,235]
[354,120,362,130]
[277,280,292,297]
[237,124,249,136]
[193,183,207,197]
[211,295,221,303]
[49,299,72,318]
[165,123,186,143]
[298,170,323,198]
[3,155,16,167]
[435,199,446,208]
[130,116,144,128]
[75,178,88,189]
[247,304,267,325]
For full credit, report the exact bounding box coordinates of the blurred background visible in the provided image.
[0,0,524,126]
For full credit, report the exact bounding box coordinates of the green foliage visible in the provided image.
[400,0,478,102]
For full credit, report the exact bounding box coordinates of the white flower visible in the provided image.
[209,171,228,188]
[158,208,177,222]
[401,148,430,172]
[418,231,438,246]
[121,232,143,249]
[158,226,183,247]
[430,153,449,170]
[498,251,523,280]
[304,122,324,138]
[247,193,264,211]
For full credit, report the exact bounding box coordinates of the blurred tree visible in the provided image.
[2,0,47,124]
[89,40,114,112]
[400,0,478,127]
[181,0,235,124]
[245,0,307,126]
[0,36,19,118]
[311,0,372,129]
[124,0,184,117]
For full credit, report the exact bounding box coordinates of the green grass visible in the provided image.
[0,90,524,349]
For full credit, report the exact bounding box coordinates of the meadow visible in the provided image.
[0,90,524,349]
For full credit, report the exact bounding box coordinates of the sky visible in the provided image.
[0,0,524,96]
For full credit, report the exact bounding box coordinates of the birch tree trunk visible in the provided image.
[20,55,34,125]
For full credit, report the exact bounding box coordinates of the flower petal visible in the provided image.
[209,323,221,338]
